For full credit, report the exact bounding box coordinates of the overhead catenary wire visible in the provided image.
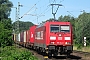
[29,0,62,23]
[32,6,51,22]
[43,7,52,14]
[20,4,36,19]
[49,0,56,4]
[33,0,50,15]
[32,1,52,22]
[25,0,51,23]
[19,0,41,19]
[39,0,58,15]
[40,5,51,14]
[67,11,76,17]
[33,0,62,22]
[59,0,64,3]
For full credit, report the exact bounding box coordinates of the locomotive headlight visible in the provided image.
[59,34,61,36]
[65,42,67,44]
[50,36,56,40]
[65,37,70,40]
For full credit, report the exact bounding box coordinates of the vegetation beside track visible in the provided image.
[0,45,38,60]
[73,45,90,52]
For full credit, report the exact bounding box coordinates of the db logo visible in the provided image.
[31,32,33,38]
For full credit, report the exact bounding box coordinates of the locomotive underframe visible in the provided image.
[47,45,73,56]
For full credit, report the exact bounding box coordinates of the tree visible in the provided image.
[75,12,90,46]
[0,0,13,47]
[0,19,13,47]
[0,0,13,20]
[0,22,4,47]
[13,21,34,33]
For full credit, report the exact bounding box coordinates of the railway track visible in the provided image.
[34,50,90,60]
[43,55,82,60]
[72,50,90,60]
[16,44,90,60]
[73,50,90,55]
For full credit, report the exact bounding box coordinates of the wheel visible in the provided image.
[54,52,58,56]
[48,54,52,58]
[48,51,52,58]
[66,52,70,58]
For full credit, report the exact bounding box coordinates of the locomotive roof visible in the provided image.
[36,20,70,28]
[37,22,45,28]
[36,20,58,28]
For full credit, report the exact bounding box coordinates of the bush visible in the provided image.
[0,19,13,47]
[77,44,82,50]
[0,46,38,60]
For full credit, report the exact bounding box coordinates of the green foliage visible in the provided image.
[75,12,90,46]
[13,21,34,33]
[0,19,13,47]
[86,40,90,46]
[75,43,82,50]
[0,0,14,47]
[0,0,13,20]
[0,46,38,60]
[0,22,4,47]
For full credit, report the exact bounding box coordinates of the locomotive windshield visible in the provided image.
[50,25,59,32]
[50,25,70,32]
[60,25,70,32]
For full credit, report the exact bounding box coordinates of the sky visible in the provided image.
[9,0,90,24]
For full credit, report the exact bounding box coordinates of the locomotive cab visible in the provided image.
[34,21,73,57]
[46,21,73,56]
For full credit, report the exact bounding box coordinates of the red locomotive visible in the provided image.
[34,20,73,56]
[14,20,73,57]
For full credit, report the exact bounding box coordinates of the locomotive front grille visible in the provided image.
[48,46,55,50]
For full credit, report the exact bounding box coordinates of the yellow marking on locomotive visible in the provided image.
[44,56,48,58]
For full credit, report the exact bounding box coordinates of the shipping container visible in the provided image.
[16,34,19,42]
[26,30,30,47]
[26,30,30,43]
[20,32,24,42]
[20,32,24,45]
[24,31,27,46]
[18,33,20,42]
[24,31,26,42]
[13,34,16,41]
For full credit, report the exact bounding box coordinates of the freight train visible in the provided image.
[13,20,73,57]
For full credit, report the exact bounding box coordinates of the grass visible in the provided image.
[73,45,90,52]
[0,45,38,60]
